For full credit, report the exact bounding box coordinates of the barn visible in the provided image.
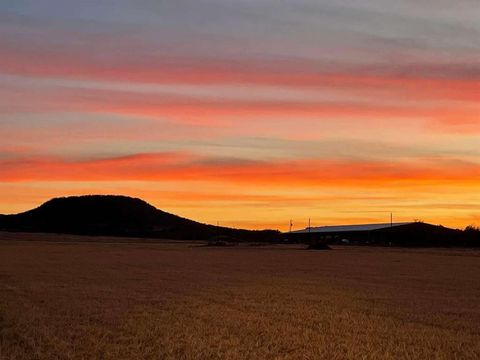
[288,222,461,246]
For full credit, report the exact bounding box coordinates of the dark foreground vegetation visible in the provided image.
[0,195,279,242]
[291,223,480,248]
[0,195,478,247]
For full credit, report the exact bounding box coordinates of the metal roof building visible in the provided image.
[287,221,459,246]
[290,222,413,234]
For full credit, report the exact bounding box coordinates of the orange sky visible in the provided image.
[1,1,479,230]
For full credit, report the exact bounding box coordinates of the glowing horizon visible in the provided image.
[1,1,479,231]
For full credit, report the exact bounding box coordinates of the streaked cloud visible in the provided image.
[0,0,479,229]
[2,152,478,186]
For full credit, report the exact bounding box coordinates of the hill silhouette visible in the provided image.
[0,195,280,241]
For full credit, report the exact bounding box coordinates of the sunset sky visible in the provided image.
[1,1,479,230]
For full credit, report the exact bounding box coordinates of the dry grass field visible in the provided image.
[1,232,480,359]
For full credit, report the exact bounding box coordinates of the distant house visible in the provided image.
[287,222,461,246]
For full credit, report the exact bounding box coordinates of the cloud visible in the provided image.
[1,1,479,228]
[2,77,478,131]
[1,152,478,186]
[1,12,479,103]
[428,118,480,134]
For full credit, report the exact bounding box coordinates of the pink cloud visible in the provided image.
[1,152,479,187]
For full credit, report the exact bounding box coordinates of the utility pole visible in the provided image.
[390,212,393,227]
[289,219,293,233]
[308,217,315,247]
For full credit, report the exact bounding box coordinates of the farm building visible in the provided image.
[287,222,461,246]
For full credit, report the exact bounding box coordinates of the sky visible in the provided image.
[0,0,479,230]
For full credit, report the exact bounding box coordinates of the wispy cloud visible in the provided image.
[1,1,479,228]
[2,152,479,186]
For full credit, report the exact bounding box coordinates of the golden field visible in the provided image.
[1,232,479,359]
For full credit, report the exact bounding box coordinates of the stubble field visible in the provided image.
[1,232,480,359]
